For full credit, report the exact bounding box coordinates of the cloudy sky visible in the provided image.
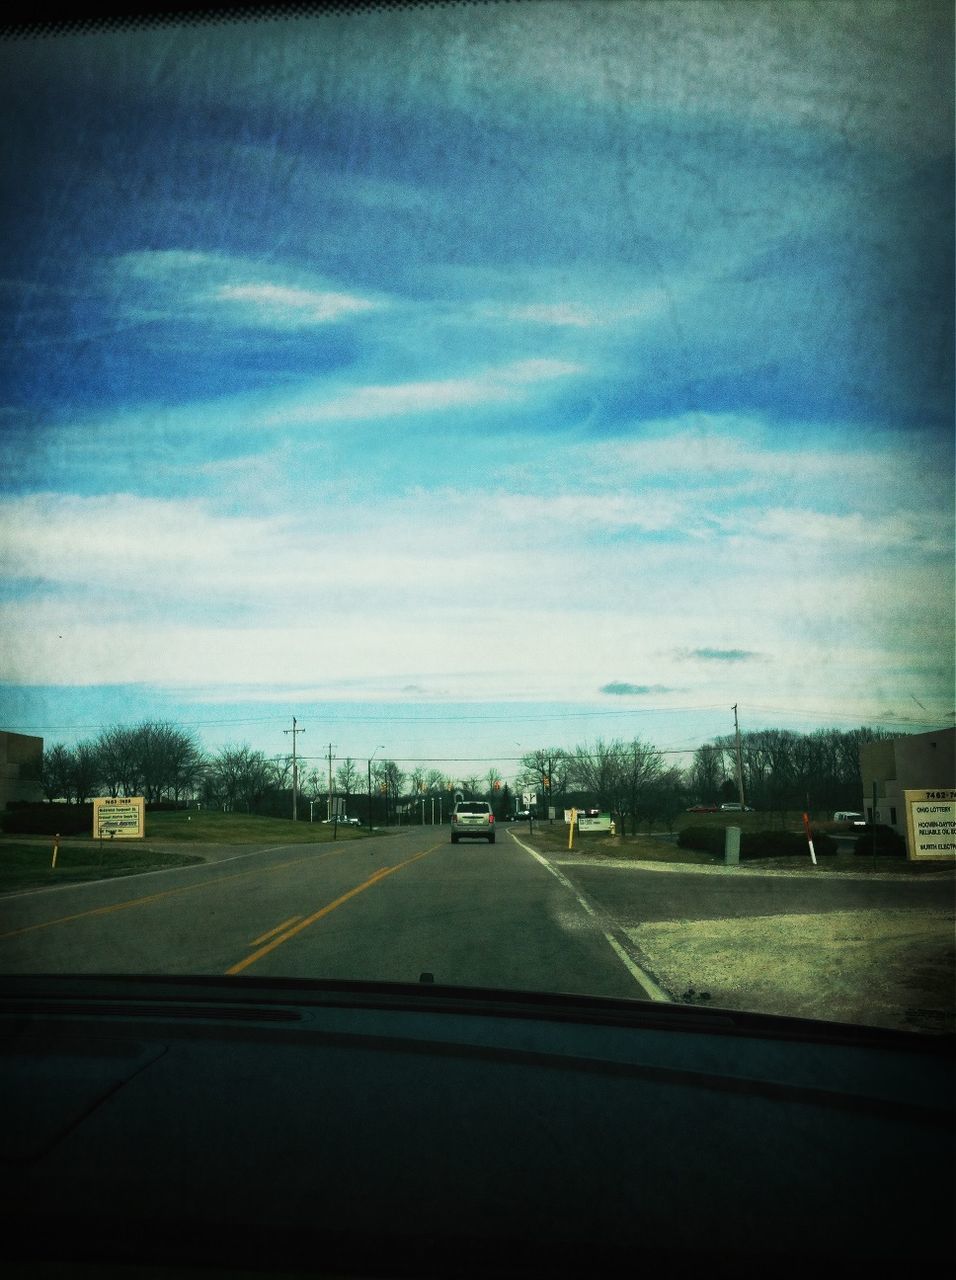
[0,0,952,775]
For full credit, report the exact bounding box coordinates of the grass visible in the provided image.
[0,842,205,893]
[135,809,377,844]
[0,811,382,891]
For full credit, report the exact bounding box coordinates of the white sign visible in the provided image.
[522,791,537,807]
[93,796,145,840]
[904,790,956,860]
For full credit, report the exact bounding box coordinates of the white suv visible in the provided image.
[451,801,496,844]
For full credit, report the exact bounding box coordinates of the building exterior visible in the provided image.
[860,727,955,835]
[0,731,44,810]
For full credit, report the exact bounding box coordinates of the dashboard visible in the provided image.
[2,974,953,1278]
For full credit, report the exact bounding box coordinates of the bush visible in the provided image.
[852,824,906,857]
[1,803,93,836]
[678,824,836,858]
[678,825,725,855]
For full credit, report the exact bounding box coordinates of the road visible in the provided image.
[1,826,952,1025]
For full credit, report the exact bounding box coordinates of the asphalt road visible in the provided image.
[1,826,952,1015]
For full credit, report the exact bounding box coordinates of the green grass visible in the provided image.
[141,809,376,844]
[0,842,205,893]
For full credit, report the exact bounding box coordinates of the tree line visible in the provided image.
[37,720,891,824]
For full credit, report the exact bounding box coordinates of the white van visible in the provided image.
[833,811,866,825]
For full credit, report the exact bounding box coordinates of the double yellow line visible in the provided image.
[228,845,437,975]
[1,839,443,976]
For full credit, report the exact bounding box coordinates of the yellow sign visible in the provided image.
[93,796,145,840]
[904,789,955,861]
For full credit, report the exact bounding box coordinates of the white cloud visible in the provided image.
[212,282,376,326]
[480,289,672,330]
[262,358,585,425]
[113,250,379,329]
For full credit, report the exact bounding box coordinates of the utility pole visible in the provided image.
[284,717,305,822]
[733,704,746,808]
[326,743,336,821]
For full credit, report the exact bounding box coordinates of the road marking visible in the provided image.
[509,830,670,1002]
[250,916,302,947]
[227,842,443,976]
[0,847,348,942]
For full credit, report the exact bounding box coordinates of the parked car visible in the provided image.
[833,811,866,825]
[514,809,532,821]
[451,801,496,843]
[719,803,755,812]
[686,804,719,813]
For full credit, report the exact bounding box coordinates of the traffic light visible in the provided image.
[494,781,501,791]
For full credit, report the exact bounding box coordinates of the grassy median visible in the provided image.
[0,841,206,893]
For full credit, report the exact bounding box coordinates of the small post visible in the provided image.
[724,825,740,866]
[568,808,577,851]
[51,833,60,869]
[801,812,818,866]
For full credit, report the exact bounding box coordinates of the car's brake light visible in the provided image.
[488,814,494,824]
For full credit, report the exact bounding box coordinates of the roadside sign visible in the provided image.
[904,789,956,860]
[576,814,612,833]
[93,796,145,840]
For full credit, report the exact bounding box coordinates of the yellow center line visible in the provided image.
[250,916,302,947]
[0,846,348,942]
[226,841,444,976]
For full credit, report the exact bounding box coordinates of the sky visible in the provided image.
[0,0,953,782]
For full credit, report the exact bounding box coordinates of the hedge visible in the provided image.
[1,804,93,836]
[852,824,907,857]
[678,825,837,858]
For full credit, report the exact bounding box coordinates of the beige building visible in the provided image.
[0,730,44,810]
[860,727,955,834]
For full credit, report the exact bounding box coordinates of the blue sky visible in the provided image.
[0,1,953,779]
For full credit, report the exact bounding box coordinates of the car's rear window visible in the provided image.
[457,803,491,814]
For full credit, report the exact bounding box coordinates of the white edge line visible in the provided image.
[509,830,670,1002]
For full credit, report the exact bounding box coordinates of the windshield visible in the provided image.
[0,1,953,1036]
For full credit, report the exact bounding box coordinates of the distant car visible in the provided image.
[514,809,533,821]
[322,816,360,826]
[719,803,755,812]
[833,811,866,826]
[451,801,495,843]
[686,804,719,813]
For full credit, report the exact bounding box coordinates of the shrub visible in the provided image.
[678,825,724,855]
[852,824,906,857]
[1,803,93,836]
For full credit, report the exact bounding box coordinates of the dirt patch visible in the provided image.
[628,908,955,1033]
